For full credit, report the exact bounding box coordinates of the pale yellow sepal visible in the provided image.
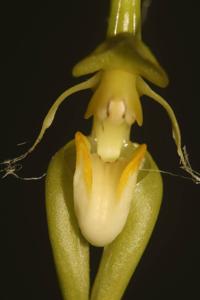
[72,33,169,88]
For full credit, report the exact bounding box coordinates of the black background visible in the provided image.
[1,0,200,299]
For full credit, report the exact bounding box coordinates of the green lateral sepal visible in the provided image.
[45,140,89,300]
[91,149,163,300]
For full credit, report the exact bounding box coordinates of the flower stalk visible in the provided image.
[107,0,141,38]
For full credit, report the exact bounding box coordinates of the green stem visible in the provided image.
[107,0,141,38]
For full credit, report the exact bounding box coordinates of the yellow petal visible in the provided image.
[117,144,147,199]
[75,132,92,194]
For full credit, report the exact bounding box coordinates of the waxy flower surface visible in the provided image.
[74,131,146,246]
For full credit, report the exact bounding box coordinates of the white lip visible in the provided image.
[73,132,146,246]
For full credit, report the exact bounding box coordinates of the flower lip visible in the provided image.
[73,131,147,246]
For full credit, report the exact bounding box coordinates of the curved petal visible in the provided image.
[137,77,200,184]
[1,74,100,179]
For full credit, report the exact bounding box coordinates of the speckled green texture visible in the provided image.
[46,140,162,300]
[91,152,162,300]
[45,140,89,300]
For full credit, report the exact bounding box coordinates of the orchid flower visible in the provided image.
[45,1,199,295]
[2,0,199,300]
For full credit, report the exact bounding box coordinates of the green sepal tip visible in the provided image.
[73,34,169,88]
